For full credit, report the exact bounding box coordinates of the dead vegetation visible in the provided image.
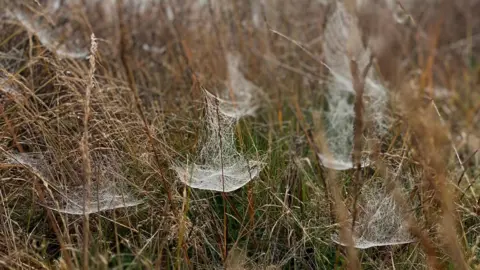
[0,0,479,269]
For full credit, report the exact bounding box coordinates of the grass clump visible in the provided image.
[0,0,479,269]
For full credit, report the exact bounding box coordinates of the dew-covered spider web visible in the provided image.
[173,90,265,192]
[45,181,144,215]
[213,52,262,119]
[331,180,415,249]
[317,154,370,171]
[4,152,49,178]
[3,151,143,215]
[8,1,90,59]
[320,2,388,170]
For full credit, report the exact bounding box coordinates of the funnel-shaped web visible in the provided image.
[4,152,143,215]
[173,90,265,192]
[46,182,144,215]
[9,0,174,59]
[331,182,415,249]
[320,2,388,170]
[5,152,48,179]
[9,1,90,59]
[215,52,261,119]
[317,154,370,171]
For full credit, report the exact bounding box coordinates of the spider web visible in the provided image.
[320,2,388,170]
[46,181,143,215]
[173,90,265,192]
[214,52,261,119]
[4,152,143,215]
[8,1,90,59]
[331,181,415,249]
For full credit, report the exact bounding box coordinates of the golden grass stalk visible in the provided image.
[81,32,97,270]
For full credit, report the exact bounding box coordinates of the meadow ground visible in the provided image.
[0,0,479,269]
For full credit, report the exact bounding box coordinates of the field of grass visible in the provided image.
[0,0,479,269]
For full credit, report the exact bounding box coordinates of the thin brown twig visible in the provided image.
[431,99,477,200]
[349,55,373,233]
[81,33,97,270]
[213,93,229,263]
[457,149,478,186]
[291,100,334,224]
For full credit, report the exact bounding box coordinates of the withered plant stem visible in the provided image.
[116,0,174,208]
[81,33,97,270]
[349,55,373,233]
[0,105,23,153]
[214,95,229,262]
[292,99,334,224]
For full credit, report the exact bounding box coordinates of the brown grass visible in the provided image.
[0,0,479,269]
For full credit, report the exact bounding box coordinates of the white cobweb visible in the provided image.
[214,52,261,119]
[331,181,416,249]
[173,90,265,192]
[318,153,370,171]
[4,152,49,179]
[320,2,388,170]
[46,181,143,215]
[3,151,143,215]
[8,1,89,59]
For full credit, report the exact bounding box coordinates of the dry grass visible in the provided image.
[0,0,479,269]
